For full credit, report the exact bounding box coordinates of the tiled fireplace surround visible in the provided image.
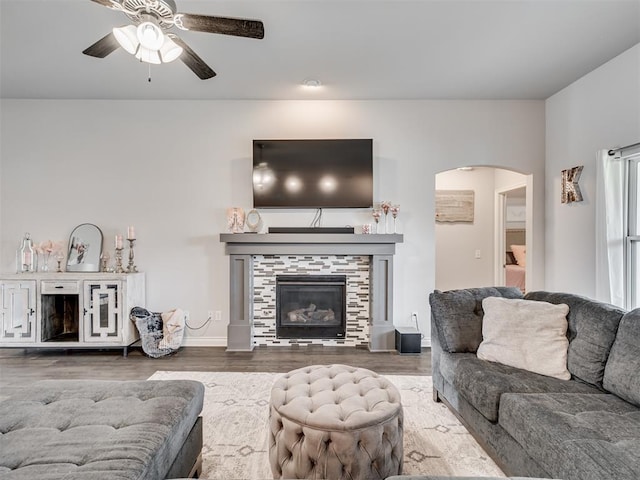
[220,233,403,351]
[253,255,369,347]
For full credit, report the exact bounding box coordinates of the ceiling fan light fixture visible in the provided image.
[136,21,165,51]
[159,36,183,63]
[113,25,139,55]
[84,0,264,79]
[135,46,162,65]
[302,78,322,88]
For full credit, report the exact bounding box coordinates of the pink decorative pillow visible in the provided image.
[511,244,526,267]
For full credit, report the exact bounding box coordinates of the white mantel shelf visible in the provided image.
[220,233,404,352]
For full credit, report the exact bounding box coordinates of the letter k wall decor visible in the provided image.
[561,166,584,204]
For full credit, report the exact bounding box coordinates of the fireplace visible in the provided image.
[276,275,347,339]
[221,233,402,351]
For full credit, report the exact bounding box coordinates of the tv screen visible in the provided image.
[252,139,373,209]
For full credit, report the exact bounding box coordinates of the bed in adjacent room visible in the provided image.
[506,228,526,293]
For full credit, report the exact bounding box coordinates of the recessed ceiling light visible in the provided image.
[302,78,322,88]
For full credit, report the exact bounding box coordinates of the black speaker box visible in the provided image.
[395,327,422,355]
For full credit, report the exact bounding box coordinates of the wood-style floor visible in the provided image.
[0,346,431,387]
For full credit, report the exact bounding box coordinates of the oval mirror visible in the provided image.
[66,223,103,272]
[246,209,262,232]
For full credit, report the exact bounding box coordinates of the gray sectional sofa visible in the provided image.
[0,379,204,480]
[429,287,640,480]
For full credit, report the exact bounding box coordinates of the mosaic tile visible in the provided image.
[252,255,370,347]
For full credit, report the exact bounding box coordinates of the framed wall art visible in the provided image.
[435,190,475,223]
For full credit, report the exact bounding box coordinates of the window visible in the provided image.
[597,145,640,309]
[626,155,640,309]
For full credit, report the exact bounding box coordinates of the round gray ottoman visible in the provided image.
[268,364,403,480]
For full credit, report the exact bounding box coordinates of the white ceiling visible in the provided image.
[1,0,639,100]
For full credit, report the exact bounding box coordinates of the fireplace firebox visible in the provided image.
[276,275,347,339]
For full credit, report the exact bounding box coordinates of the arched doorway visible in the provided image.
[435,166,531,292]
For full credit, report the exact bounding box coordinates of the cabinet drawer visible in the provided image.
[41,281,81,294]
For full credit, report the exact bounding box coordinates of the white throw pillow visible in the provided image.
[477,297,570,380]
[510,244,526,267]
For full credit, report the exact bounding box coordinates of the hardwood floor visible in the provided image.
[0,346,432,387]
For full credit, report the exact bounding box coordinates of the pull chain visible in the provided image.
[148,63,151,83]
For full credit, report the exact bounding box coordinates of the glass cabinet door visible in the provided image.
[83,281,122,342]
[0,281,37,342]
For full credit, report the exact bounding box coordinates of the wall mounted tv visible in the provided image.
[252,139,373,209]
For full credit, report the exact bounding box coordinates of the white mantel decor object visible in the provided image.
[227,207,246,233]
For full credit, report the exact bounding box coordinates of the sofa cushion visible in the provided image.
[524,291,625,388]
[439,352,602,422]
[499,392,640,480]
[603,308,640,407]
[429,287,523,353]
[0,379,204,480]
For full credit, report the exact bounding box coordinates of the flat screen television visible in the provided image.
[252,139,373,208]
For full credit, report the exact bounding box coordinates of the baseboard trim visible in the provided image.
[182,336,227,347]
[180,336,431,348]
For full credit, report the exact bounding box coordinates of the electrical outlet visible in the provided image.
[207,311,214,320]
[475,249,481,259]
[214,311,222,322]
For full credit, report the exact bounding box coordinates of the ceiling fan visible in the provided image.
[83,0,265,79]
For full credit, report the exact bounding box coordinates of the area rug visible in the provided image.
[148,371,505,479]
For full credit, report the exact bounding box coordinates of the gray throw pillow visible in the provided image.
[429,287,523,353]
[603,308,640,407]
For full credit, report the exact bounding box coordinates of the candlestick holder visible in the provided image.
[126,239,138,273]
[55,251,65,273]
[114,247,125,273]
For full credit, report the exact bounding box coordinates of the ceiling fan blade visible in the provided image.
[177,13,264,39]
[168,34,217,80]
[89,0,117,8]
[82,32,120,58]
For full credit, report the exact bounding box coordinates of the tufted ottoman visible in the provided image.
[269,364,403,480]
[0,379,204,480]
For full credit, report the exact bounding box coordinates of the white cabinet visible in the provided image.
[0,273,144,352]
[0,280,37,343]
[83,281,122,342]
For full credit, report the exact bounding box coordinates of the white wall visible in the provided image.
[545,43,640,297]
[0,99,545,345]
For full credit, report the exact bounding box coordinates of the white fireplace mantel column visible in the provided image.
[219,233,404,352]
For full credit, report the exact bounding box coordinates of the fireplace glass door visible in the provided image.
[276,275,346,339]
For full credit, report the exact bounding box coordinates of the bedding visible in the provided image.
[506,264,526,292]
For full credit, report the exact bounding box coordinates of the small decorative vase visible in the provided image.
[39,252,51,272]
[372,206,382,234]
[390,204,400,234]
[381,201,391,234]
